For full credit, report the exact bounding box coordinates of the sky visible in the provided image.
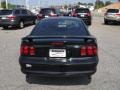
[8,0,118,7]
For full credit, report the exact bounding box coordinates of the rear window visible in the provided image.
[75,8,90,13]
[14,10,20,15]
[21,10,27,14]
[0,10,12,15]
[40,8,55,15]
[107,9,119,13]
[31,19,89,36]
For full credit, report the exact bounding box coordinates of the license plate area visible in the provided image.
[107,14,115,17]
[49,49,66,58]
[81,14,85,17]
[2,17,7,19]
[78,13,85,17]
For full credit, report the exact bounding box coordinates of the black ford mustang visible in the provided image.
[19,17,98,80]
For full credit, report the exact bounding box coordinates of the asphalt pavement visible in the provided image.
[0,16,120,90]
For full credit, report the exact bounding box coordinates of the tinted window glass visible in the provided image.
[27,10,34,15]
[0,10,12,15]
[55,9,61,15]
[75,8,90,13]
[40,8,55,15]
[15,10,20,15]
[21,10,27,14]
[31,19,88,36]
[107,9,119,13]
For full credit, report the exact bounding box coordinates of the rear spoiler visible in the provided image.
[22,35,96,39]
[22,35,97,44]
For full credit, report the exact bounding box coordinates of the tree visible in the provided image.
[1,1,6,9]
[78,2,82,5]
[105,1,112,6]
[95,0,104,9]
[8,3,16,9]
[64,4,68,9]
[88,3,94,6]
[1,1,15,9]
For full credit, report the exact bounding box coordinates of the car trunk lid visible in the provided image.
[20,36,98,58]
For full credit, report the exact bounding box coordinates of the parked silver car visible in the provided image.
[104,9,120,24]
[0,9,37,29]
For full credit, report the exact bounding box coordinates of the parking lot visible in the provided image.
[0,16,120,90]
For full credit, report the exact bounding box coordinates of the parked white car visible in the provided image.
[104,9,120,24]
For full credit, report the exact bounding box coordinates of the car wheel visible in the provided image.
[88,21,91,26]
[26,74,32,84]
[104,19,108,25]
[33,19,38,25]
[19,21,24,29]
[87,75,92,80]
[2,26,8,29]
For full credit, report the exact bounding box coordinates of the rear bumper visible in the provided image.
[19,57,98,77]
[77,17,91,25]
[0,20,18,27]
[22,70,96,77]
[104,17,120,22]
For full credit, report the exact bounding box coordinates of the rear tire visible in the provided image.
[26,74,32,84]
[104,19,108,25]
[87,75,92,80]
[2,26,8,29]
[88,21,91,26]
[19,21,24,29]
[33,19,38,25]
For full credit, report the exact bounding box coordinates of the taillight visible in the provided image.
[23,46,29,55]
[20,45,35,56]
[87,46,93,56]
[80,45,97,56]
[72,11,78,17]
[49,13,57,17]
[81,46,87,56]
[29,46,35,56]
[86,13,91,16]
[73,13,78,16]
[37,14,43,19]
[116,13,120,16]
[7,15,16,20]
[93,46,97,55]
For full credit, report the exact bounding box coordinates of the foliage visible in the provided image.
[95,0,105,9]
[105,1,112,6]
[1,1,16,9]
[64,4,68,9]
[88,3,94,6]
[77,2,93,6]
[1,1,6,9]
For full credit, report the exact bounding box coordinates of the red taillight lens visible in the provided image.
[73,13,78,16]
[20,45,35,56]
[29,46,35,56]
[86,13,91,16]
[116,13,120,16]
[37,14,43,19]
[24,46,29,55]
[93,46,97,55]
[81,46,87,56]
[20,46,24,55]
[49,13,57,17]
[7,16,16,20]
[87,46,93,56]
[80,45,97,56]
[72,11,78,17]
